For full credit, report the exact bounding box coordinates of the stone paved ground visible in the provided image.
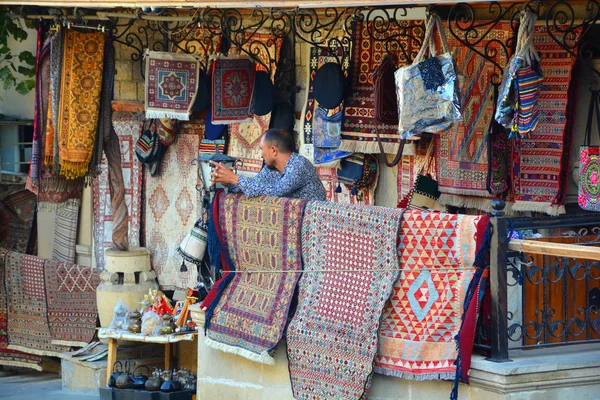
[0,369,99,399]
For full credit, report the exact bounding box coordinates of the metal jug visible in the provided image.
[145,368,163,392]
[115,360,134,389]
[108,361,123,388]
[132,365,150,389]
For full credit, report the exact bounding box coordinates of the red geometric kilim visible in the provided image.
[0,190,37,254]
[44,259,101,347]
[511,24,581,215]
[4,251,69,356]
[0,248,42,370]
[206,194,306,365]
[287,202,404,399]
[316,167,375,205]
[93,113,143,270]
[374,210,486,380]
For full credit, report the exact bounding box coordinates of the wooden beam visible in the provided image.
[508,239,600,262]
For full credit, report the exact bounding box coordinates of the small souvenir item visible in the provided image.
[150,289,174,316]
[579,89,600,212]
[159,314,176,335]
[127,311,142,334]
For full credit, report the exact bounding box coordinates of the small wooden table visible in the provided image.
[98,328,197,386]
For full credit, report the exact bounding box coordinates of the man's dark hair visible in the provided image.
[263,128,295,153]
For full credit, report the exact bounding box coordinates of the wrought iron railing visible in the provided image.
[479,201,600,362]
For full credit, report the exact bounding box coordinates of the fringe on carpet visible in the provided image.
[512,200,565,216]
[373,367,456,381]
[0,360,43,371]
[7,345,64,358]
[339,140,416,156]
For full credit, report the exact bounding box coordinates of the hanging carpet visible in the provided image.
[435,22,511,211]
[205,194,306,365]
[397,135,435,207]
[145,51,199,120]
[317,167,376,205]
[93,113,143,270]
[44,259,101,347]
[211,57,256,125]
[0,248,43,370]
[511,24,581,215]
[0,190,37,254]
[145,134,200,290]
[374,210,489,380]
[54,29,105,180]
[227,35,282,176]
[287,202,404,399]
[340,19,424,154]
[52,198,80,264]
[3,251,69,356]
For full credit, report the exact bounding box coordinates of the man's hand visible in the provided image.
[209,161,239,186]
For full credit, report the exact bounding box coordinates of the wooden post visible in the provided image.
[104,125,129,251]
[488,199,511,362]
[106,338,118,386]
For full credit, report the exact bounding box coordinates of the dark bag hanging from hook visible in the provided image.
[135,119,160,164]
[578,90,600,212]
[373,54,399,125]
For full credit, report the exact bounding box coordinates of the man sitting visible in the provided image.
[210,128,326,202]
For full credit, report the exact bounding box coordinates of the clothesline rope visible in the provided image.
[219,267,478,274]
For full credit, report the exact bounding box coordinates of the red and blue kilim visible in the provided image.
[205,194,306,365]
[211,57,256,125]
[145,51,199,120]
[287,202,404,399]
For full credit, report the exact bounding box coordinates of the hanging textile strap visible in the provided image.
[515,8,539,67]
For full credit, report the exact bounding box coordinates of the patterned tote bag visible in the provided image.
[579,89,600,211]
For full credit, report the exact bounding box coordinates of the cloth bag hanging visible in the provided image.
[407,139,445,211]
[495,8,543,138]
[394,14,462,138]
[578,90,600,211]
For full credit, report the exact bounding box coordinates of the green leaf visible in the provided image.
[0,65,10,80]
[3,75,16,90]
[17,65,35,77]
[18,51,35,65]
[15,79,35,95]
[0,46,9,54]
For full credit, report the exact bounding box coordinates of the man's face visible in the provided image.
[260,137,277,170]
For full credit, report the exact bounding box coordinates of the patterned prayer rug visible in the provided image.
[93,113,143,270]
[211,57,256,125]
[511,25,581,215]
[44,259,101,346]
[52,198,80,263]
[0,190,37,254]
[4,251,69,356]
[145,134,200,290]
[205,194,306,365]
[374,210,488,380]
[145,51,199,120]
[435,22,512,210]
[300,43,353,165]
[287,202,404,399]
[340,19,424,154]
[56,30,105,180]
[0,248,43,370]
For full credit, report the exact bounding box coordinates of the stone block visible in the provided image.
[115,42,136,62]
[261,387,294,400]
[197,339,263,384]
[119,81,139,101]
[261,343,290,387]
[133,60,144,83]
[197,380,262,400]
[115,60,133,81]
[137,83,146,103]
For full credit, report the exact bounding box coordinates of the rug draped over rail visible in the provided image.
[203,194,306,365]
[287,202,404,399]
